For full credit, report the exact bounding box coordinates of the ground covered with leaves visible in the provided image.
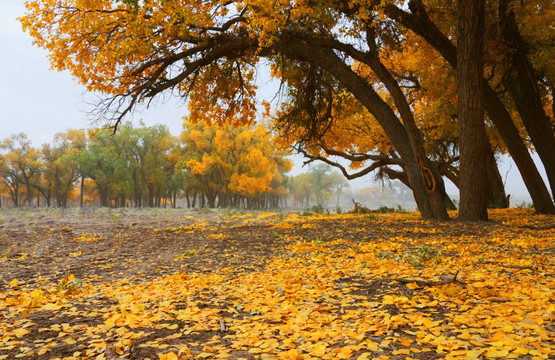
[0,208,553,360]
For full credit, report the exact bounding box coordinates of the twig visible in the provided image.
[396,270,465,287]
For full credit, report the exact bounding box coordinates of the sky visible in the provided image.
[0,2,548,202]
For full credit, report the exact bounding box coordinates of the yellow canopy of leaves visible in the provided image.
[180,119,291,198]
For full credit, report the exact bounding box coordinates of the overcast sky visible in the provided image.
[0,2,547,201]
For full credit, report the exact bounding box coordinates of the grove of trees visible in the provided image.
[0,122,291,209]
[20,0,555,220]
[288,164,349,208]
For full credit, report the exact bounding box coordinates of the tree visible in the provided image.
[0,133,41,206]
[37,130,87,207]
[457,0,488,220]
[179,120,291,209]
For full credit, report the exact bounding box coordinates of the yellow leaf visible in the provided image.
[13,328,30,337]
[383,295,394,305]
[357,353,372,360]
[202,346,214,353]
[158,352,178,360]
[105,318,115,329]
[9,279,19,286]
[406,282,419,289]
[512,347,528,355]
[363,340,379,351]
[197,353,214,358]
[484,348,509,358]
[167,324,178,330]
[310,343,327,356]
[458,331,472,340]
[282,348,303,359]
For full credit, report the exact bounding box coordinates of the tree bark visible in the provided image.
[458,0,488,220]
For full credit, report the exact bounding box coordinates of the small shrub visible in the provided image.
[378,206,394,213]
[395,205,408,213]
[404,246,444,268]
[57,274,82,295]
[311,205,326,214]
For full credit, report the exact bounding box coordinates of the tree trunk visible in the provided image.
[13,184,19,207]
[485,144,508,208]
[499,0,555,196]
[365,40,450,220]
[80,176,84,208]
[458,0,488,220]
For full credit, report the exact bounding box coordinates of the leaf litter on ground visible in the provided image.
[0,208,553,359]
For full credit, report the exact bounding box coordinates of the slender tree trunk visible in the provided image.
[499,0,555,196]
[80,176,84,208]
[14,189,18,207]
[458,0,488,220]
[485,144,508,208]
[365,41,450,219]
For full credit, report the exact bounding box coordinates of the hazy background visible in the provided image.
[1,2,549,205]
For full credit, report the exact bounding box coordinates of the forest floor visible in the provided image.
[0,207,553,360]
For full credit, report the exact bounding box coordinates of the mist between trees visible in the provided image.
[0,122,413,211]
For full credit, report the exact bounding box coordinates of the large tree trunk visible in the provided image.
[458,0,488,220]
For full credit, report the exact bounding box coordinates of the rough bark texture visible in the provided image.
[458,0,488,220]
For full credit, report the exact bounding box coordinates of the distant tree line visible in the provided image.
[0,121,292,209]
